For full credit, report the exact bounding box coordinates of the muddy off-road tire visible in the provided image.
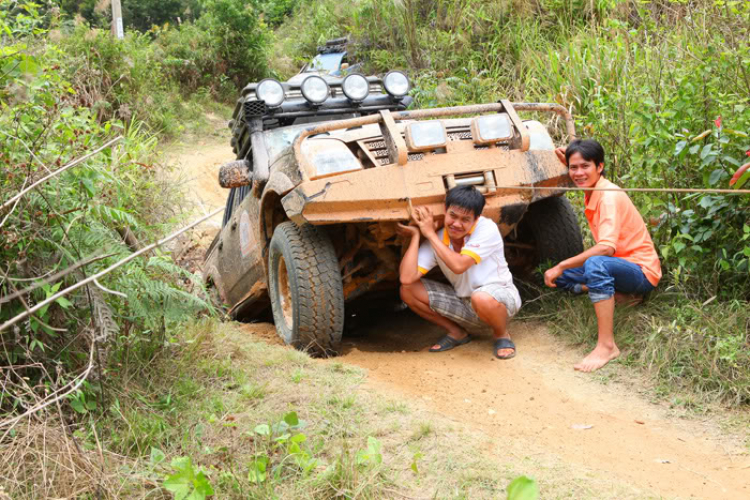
[268,222,344,357]
[525,196,584,265]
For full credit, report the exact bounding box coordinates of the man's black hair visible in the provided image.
[445,185,485,218]
[565,139,605,167]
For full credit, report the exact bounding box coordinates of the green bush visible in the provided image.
[259,0,303,27]
[196,0,270,88]
[1,1,210,417]
[58,25,174,123]
[55,2,271,122]
[155,22,234,98]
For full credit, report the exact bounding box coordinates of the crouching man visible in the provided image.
[544,139,662,372]
[398,186,522,359]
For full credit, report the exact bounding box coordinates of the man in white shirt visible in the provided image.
[398,186,522,359]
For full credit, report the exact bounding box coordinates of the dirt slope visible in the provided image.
[174,120,749,499]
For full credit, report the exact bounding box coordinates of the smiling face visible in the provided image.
[567,152,604,188]
[444,205,477,240]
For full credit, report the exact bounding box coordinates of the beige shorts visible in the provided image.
[421,279,520,333]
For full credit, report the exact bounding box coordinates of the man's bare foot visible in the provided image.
[430,330,468,351]
[614,292,643,307]
[574,344,620,372]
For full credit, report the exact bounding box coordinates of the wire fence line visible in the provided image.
[0,207,224,334]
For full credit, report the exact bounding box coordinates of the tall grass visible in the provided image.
[520,291,750,407]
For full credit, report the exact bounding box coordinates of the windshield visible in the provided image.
[264,124,311,162]
[264,117,372,163]
[304,53,344,73]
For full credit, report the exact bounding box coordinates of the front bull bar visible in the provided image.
[292,101,577,182]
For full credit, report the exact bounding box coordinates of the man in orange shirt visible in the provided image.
[543,139,662,372]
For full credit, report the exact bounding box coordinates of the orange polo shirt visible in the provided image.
[585,177,662,287]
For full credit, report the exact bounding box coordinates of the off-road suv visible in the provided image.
[204,69,583,356]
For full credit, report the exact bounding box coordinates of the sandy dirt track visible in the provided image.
[174,120,749,499]
[336,311,749,499]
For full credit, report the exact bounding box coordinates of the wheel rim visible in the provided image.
[277,255,294,329]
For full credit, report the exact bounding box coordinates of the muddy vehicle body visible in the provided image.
[204,70,583,356]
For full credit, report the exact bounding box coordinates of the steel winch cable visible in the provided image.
[494,185,750,195]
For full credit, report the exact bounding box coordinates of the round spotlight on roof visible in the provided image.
[300,75,330,104]
[383,71,410,98]
[255,78,285,108]
[342,74,370,102]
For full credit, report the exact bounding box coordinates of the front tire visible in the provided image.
[268,222,344,357]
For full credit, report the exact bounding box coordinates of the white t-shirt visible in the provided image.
[417,216,521,303]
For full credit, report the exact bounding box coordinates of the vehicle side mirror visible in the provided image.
[219,159,252,188]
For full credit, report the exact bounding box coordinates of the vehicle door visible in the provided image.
[221,185,266,305]
[216,185,248,304]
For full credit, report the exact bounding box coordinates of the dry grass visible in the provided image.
[0,417,128,498]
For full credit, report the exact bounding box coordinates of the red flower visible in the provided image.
[746,149,750,157]
[730,163,750,186]
[714,116,722,128]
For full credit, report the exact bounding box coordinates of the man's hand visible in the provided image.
[544,265,563,288]
[397,221,421,239]
[414,206,437,238]
[554,146,567,166]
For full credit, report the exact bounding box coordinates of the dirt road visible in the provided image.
[162,119,232,263]
[338,310,749,499]
[174,121,749,499]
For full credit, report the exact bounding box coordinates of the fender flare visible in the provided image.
[260,170,298,245]
[262,170,296,199]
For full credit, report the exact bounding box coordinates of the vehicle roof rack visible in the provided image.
[317,37,349,54]
[326,37,348,46]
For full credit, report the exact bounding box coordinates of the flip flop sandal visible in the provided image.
[428,334,472,353]
[494,337,516,360]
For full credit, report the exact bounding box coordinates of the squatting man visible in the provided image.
[397,186,522,360]
[397,140,662,372]
[543,139,661,372]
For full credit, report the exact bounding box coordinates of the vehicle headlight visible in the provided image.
[301,75,330,104]
[302,139,362,178]
[525,120,555,150]
[255,78,285,108]
[383,71,409,98]
[342,74,369,102]
[471,114,513,145]
[405,120,447,151]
